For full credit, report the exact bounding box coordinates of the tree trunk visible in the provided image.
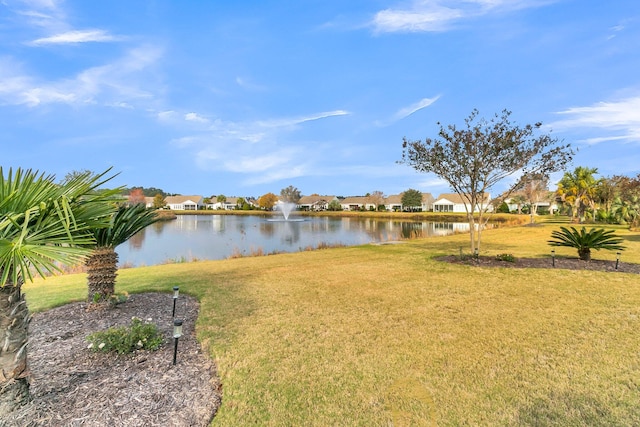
[86,246,119,304]
[578,248,591,261]
[467,213,476,253]
[476,214,484,252]
[530,204,538,224]
[0,279,31,416]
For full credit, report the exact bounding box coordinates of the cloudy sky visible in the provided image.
[1,0,639,198]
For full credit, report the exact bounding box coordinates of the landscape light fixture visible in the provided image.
[551,250,555,267]
[172,286,179,317]
[173,319,183,365]
[616,252,621,270]
[474,248,478,259]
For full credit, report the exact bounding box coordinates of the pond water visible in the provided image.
[116,214,470,267]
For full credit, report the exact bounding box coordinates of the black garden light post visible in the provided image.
[616,252,621,270]
[172,286,179,317]
[173,318,183,365]
[551,249,555,267]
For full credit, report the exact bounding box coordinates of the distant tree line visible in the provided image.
[122,186,176,198]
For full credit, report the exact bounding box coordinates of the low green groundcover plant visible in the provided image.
[495,253,516,262]
[87,317,164,354]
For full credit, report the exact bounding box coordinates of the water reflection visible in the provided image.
[118,215,471,267]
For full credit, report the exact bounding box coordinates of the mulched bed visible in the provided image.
[3,293,221,427]
[438,255,640,274]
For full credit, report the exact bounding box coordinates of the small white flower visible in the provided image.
[98,342,106,349]
[146,318,152,322]
[87,343,94,349]
[136,340,144,348]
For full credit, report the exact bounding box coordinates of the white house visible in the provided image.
[340,196,375,211]
[143,196,156,208]
[433,193,491,213]
[165,195,204,210]
[297,195,338,211]
[420,193,435,212]
[384,194,403,211]
[383,193,435,212]
[504,191,558,214]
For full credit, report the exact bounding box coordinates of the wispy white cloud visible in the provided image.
[242,165,308,186]
[185,112,210,124]
[416,177,449,189]
[7,0,121,45]
[375,96,440,126]
[235,76,268,92]
[551,95,640,145]
[371,0,557,33]
[192,140,310,185]
[0,45,163,107]
[30,29,122,45]
[392,96,440,121]
[11,0,66,33]
[223,151,297,173]
[256,110,350,129]
[166,108,350,185]
[157,110,178,122]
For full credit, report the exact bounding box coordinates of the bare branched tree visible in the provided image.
[400,109,573,252]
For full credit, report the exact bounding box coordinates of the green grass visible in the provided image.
[24,222,640,426]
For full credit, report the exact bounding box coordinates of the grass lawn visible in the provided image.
[25,221,640,426]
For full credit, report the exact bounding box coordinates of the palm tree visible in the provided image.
[0,168,118,414]
[216,194,227,210]
[556,166,599,222]
[548,226,625,261]
[86,204,160,304]
[612,195,640,230]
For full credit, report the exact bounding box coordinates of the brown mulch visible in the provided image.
[3,293,221,427]
[438,254,640,274]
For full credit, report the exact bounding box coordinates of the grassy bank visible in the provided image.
[25,223,640,425]
[171,208,528,224]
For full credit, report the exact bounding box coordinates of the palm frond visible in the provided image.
[548,226,625,260]
[0,167,121,287]
[93,204,161,248]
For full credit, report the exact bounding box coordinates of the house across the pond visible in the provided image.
[432,193,491,213]
[165,195,204,210]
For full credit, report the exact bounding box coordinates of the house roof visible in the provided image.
[297,195,336,205]
[165,195,203,205]
[341,196,368,205]
[421,193,435,203]
[434,193,490,205]
[384,194,403,205]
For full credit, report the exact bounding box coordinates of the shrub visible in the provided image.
[548,226,625,261]
[87,317,164,354]
[496,202,510,213]
[495,253,516,262]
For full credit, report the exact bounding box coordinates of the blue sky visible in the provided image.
[1,0,639,198]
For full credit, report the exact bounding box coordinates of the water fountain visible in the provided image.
[267,201,304,222]
[279,201,296,220]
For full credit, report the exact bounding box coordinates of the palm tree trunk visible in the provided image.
[0,278,31,416]
[86,246,119,304]
[578,248,591,261]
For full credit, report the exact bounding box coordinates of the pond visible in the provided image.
[116,214,470,267]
